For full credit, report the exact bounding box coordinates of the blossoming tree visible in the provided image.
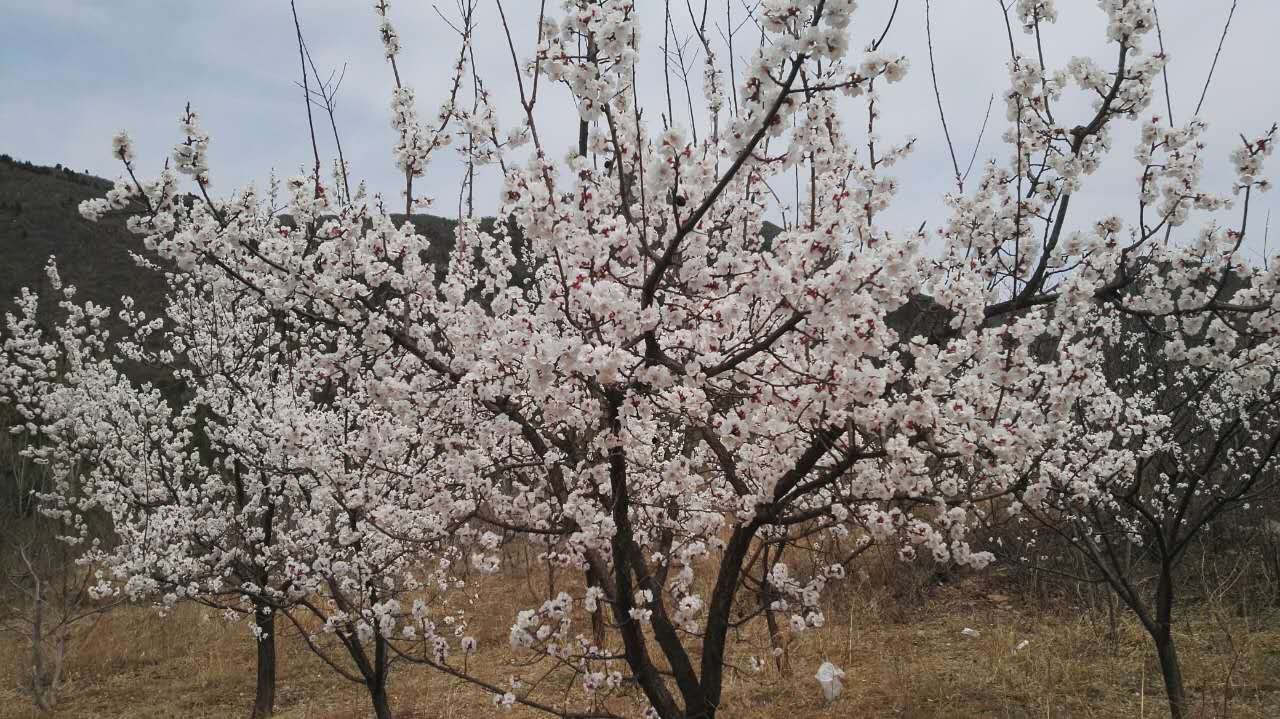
[5,0,1277,718]
[1010,112,1280,717]
[0,253,474,718]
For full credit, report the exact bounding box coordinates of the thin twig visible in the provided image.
[925,0,962,192]
[301,43,351,203]
[1194,0,1238,117]
[1152,1,1174,126]
[962,94,994,186]
[290,0,323,191]
[872,0,901,51]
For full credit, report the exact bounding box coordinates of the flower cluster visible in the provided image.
[7,1,1280,717]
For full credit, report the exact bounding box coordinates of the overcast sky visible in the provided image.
[2,1,1278,256]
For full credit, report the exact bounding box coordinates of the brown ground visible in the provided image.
[2,569,1279,719]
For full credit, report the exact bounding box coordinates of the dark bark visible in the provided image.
[603,388,682,718]
[1092,534,1188,719]
[251,603,277,718]
[760,545,791,675]
[363,633,393,719]
[1153,562,1187,719]
[367,679,392,719]
[694,525,756,718]
[1154,627,1187,719]
[333,615,393,719]
[590,590,607,648]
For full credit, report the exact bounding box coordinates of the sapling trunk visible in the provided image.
[251,603,277,718]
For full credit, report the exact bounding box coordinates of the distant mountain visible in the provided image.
[0,155,168,318]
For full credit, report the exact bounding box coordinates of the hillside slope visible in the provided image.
[0,155,167,317]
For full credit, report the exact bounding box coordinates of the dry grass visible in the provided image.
[2,567,1279,719]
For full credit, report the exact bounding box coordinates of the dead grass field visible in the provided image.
[2,565,1279,719]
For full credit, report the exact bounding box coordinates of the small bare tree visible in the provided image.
[0,412,116,713]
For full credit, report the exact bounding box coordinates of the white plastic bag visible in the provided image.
[815,661,845,703]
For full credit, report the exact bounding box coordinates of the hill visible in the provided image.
[0,155,167,318]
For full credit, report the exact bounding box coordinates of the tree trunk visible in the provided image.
[591,602,607,649]
[762,601,790,675]
[760,545,790,675]
[365,634,393,719]
[696,525,759,718]
[251,604,277,718]
[336,622,394,719]
[1152,555,1186,719]
[29,573,53,713]
[1154,628,1187,719]
[366,679,392,719]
